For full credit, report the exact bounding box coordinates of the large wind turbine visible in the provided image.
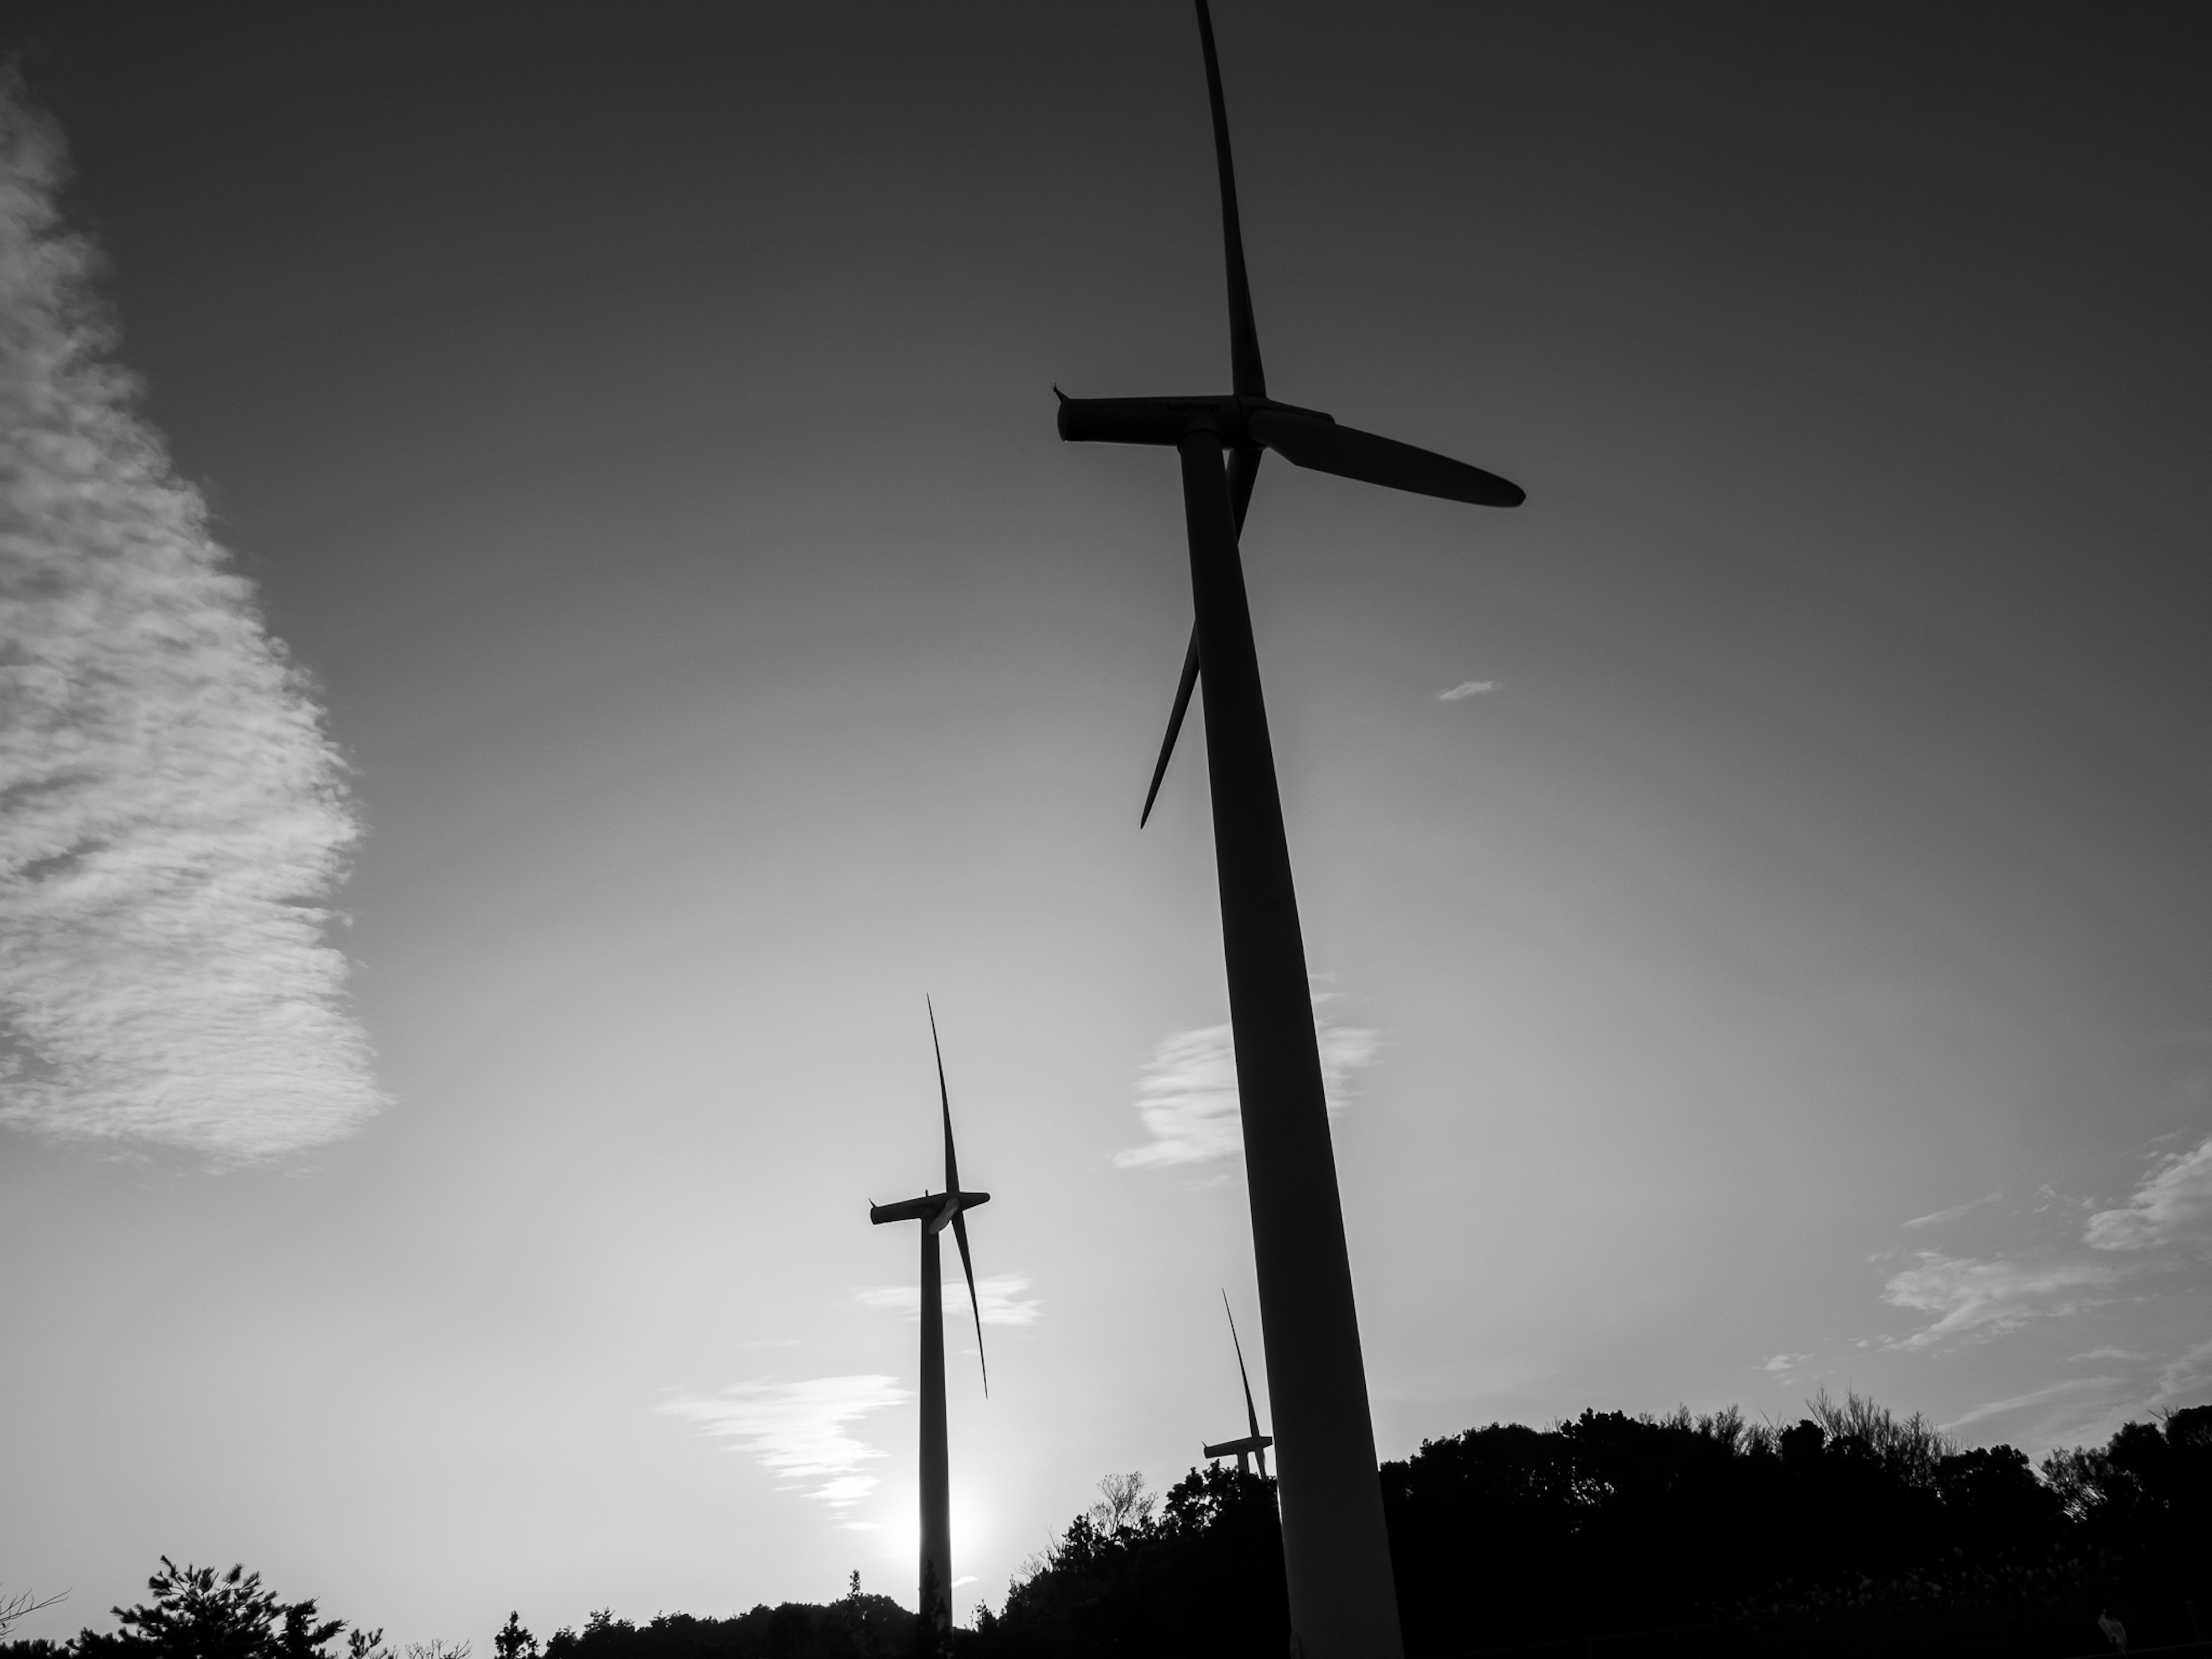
[869,1003,991,1659]
[1055,5,1524,1656]
[1202,1292,1273,1477]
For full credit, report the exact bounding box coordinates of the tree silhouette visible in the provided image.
[73,1562,344,1659]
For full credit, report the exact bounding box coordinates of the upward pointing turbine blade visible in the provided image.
[931,997,959,1198]
[1195,0,1264,400]
[1139,0,1268,833]
[929,998,988,1395]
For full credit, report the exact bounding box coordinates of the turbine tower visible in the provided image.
[869,1003,991,1659]
[1202,1291,1273,1476]
[1055,6,1524,1655]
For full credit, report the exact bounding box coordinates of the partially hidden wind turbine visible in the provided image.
[869,1002,991,1659]
[1202,1291,1273,1477]
[1054,6,1524,1657]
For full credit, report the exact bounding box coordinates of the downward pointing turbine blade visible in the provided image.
[1139,445,1258,828]
[1224,1290,1262,1442]
[1141,628,1200,828]
[1248,407,1525,509]
[1195,0,1265,400]
[1226,444,1262,535]
[953,1207,988,1396]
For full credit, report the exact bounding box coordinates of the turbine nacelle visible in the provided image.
[1056,392,1327,449]
[870,1190,993,1229]
[1204,1432,1275,1461]
[1058,392,1524,513]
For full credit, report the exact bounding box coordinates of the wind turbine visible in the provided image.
[1202,1291,1273,1476]
[1055,5,1524,1656]
[868,1002,991,1659]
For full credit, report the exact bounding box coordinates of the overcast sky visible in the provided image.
[2,1,2207,1647]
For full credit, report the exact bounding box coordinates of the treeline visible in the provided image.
[0,1570,914,1659]
[529,1584,914,1659]
[8,1396,2206,1659]
[974,1394,2211,1657]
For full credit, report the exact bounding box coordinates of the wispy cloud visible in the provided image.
[2149,1336,2212,1411]
[1903,1192,2003,1229]
[1759,1353,1810,1376]
[2084,1134,2212,1252]
[1116,995,1379,1171]
[661,1376,909,1514]
[1940,1375,2124,1434]
[0,77,381,1162]
[1880,1252,2116,1350]
[1436,680,1498,702]
[854,1272,1041,1327]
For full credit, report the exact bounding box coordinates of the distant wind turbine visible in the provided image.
[869,1002,991,1659]
[1054,4,1524,1656]
[1202,1292,1273,1476]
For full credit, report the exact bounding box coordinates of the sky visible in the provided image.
[2,0,2208,1646]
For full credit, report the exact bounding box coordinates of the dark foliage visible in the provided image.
[56,1562,349,1659]
[963,1398,2208,1657]
[1381,1404,2081,1653]
[538,1578,912,1659]
[9,1401,2205,1659]
[2046,1404,2212,1600]
[968,1465,1286,1659]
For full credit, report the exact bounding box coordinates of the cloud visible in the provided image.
[2149,1336,2212,1411]
[1115,996,1380,1171]
[1940,1374,2125,1434]
[854,1272,1041,1327]
[2020,1337,2212,1452]
[1759,1353,1810,1376]
[0,78,381,1161]
[1881,1252,2116,1349]
[1436,680,1498,702]
[2084,1134,2212,1252]
[1903,1192,2003,1229]
[661,1376,909,1512]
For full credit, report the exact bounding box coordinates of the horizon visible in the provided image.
[2,2,2207,1649]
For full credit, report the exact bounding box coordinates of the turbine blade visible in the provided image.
[1225,1290,1262,1442]
[1247,407,1525,509]
[1195,0,1266,400]
[1226,444,1262,537]
[1139,445,1255,829]
[1140,627,1202,828]
[929,997,959,1197]
[953,1209,988,1396]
